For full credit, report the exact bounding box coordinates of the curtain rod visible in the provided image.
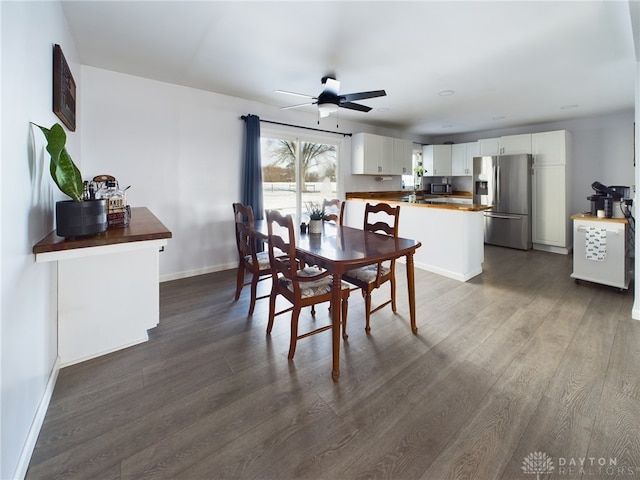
[240,115,352,137]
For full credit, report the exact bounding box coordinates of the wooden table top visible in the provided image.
[33,207,172,254]
[255,220,421,271]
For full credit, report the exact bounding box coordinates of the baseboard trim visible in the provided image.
[14,356,61,480]
[533,243,571,255]
[160,262,237,283]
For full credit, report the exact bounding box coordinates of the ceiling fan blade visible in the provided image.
[275,89,316,99]
[280,101,316,111]
[340,102,372,112]
[322,77,340,95]
[340,90,387,102]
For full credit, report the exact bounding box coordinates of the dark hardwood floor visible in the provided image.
[26,246,640,479]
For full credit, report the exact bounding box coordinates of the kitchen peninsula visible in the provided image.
[345,191,492,281]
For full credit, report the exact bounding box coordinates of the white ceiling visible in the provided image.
[61,1,637,136]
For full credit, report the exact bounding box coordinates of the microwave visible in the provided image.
[431,183,452,194]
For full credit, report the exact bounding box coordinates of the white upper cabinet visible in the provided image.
[352,133,382,174]
[352,133,412,175]
[531,130,568,165]
[394,138,413,175]
[451,142,479,176]
[423,144,452,176]
[478,138,500,156]
[478,134,532,155]
[499,134,532,154]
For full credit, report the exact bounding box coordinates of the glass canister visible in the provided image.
[96,179,129,228]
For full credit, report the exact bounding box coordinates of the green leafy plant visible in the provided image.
[305,202,325,221]
[413,166,425,176]
[32,122,84,202]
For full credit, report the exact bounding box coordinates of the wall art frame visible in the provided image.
[53,44,76,131]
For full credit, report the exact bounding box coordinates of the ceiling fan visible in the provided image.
[276,75,386,118]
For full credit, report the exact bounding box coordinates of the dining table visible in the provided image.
[254,218,422,381]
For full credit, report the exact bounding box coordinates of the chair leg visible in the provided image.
[341,296,349,340]
[234,263,245,301]
[248,272,259,315]
[390,274,397,313]
[266,289,277,335]
[364,291,372,333]
[288,305,301,359]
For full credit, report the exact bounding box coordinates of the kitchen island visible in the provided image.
[345,192,492,281]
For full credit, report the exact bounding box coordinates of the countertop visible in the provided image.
[570,213,629,224]
[33,207,172,254]
[346,191,492,212]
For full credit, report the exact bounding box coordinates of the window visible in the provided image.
[261,134,339,219]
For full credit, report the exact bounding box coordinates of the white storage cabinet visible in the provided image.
[452,142,479,176]
[423,144,452,176]
[531,130,571,253]
[352,133,412,175]
[571,217,631,291]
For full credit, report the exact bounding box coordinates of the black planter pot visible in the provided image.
[56,199,108,238]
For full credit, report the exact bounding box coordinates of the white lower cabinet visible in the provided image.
[571,217,630,290]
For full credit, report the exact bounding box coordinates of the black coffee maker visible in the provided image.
[589,181,629,218]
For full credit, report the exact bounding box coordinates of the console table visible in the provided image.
[33,207,172,366]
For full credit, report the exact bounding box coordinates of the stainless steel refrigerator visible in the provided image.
[473,154,533,250]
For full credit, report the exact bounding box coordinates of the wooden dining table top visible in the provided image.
[253,220,421,272]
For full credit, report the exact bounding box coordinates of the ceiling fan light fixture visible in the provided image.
[318,102,338,117]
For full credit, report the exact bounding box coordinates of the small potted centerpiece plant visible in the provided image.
[306,202,325,234]
[32,122,107,238]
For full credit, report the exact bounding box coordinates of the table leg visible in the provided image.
[331,273,342,381]
[406,252,418,334]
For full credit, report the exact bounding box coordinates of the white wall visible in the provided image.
[79,66,422,281]
[0,2,79,478]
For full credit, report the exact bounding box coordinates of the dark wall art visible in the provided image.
[53,44,76,131]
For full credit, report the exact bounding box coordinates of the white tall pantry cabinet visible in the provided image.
[531,130,572,253]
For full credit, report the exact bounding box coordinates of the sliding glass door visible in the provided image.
[261,134,338,220]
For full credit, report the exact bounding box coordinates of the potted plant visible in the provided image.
[32,122,107,238]
[305,202,325,234]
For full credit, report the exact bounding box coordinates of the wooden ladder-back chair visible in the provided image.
[342,202,400,334]
[266,209,350,359]
[322,198,345,225]
[233,203,271,315]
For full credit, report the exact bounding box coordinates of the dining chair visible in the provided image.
[322,198,345,225]
[232,202,271,315]
[266,209,351,359]
[342,202,400,334]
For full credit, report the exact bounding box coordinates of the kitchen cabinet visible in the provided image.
[452,142,479,176]
[423,144,452,176]
[394,138,413,175]
[531,130,571,253]
[499,134,531,154]
[478,138,500,156]
[532,130,568,165]
[570,216,630,290]
[352,133,412,175]
[478,134,531,155]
